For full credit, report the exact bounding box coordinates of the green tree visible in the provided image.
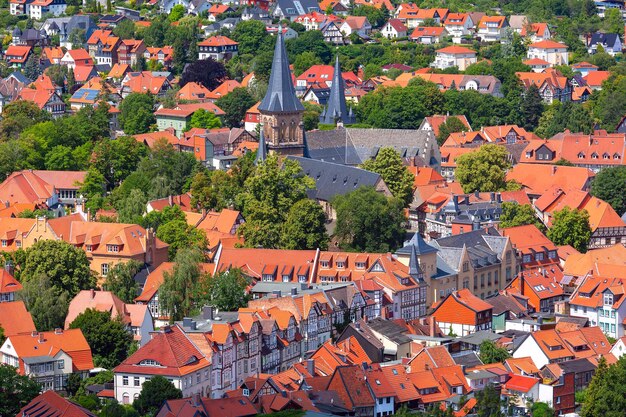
[159,248,204,322]
[590,166,626,216]
[0,364,41,417]
[118,188,148,224]
[142,205,187,232]
[436,116,468,145]
[546,207,592,253]
[157,219,207,259]
[281,199,329,250]
[69,309,133,368]
[0,325,4,345]
[500,202,545,230]
[237,156,314,248]
[21,240,95,298]
[18,274,70,331]
[0,100,50,140]
[293,51,322,76]
[78,167,107,211]
[361,147,415,206]
[91,135,149,188]
[581,356,626,417]
[134,376,182,415]
[333,186,405,252]
[351,5,387,28]
[103,260,142,303]
[591,75,626,131]
[231,20,271,56]
[479,340,511,364]
[113,18,136,39]
[303,101,323,131]
[189,108,222,130]
[531,402,554,417]
[215,87,256,128]
[23,54,41,80]
[519,84,544,131]
[168,4,186,21]
[119,93,155,134]
[203,268,250,311]
[536,102,594,138]
[476,384,504,417]
[455,145,511,193]
[286,30,331,63]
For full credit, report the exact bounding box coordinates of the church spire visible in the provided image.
[320,55,355,125]
[258,31,304,113]
[255,128,267,165]
[408,244,424,284]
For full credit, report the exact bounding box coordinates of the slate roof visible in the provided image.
[306,127,438,166]
[274,0,320,18]
[397,232,438,255]
[320,56,354,125]
[258,32,304,113]
[366,317,412,344]
[287,156,382,202]
[589,32,620,48]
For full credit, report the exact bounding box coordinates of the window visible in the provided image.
[134,377,140,386]
[57,360,64,370]
[123,376,128,386]
[604,293,614,305]
[107,244,119,253]
[1,240,6,247]
[101,263,109,276]
[462,262,469,272]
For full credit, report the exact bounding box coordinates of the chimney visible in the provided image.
[55,328,63,335]
[183,317,192,328]
[31,331,38,337]
[38,333,45,343]
[291,287,297,296]
[429,317,436,337]
[355,321,361,331]
[552,166,557,175]
[90,288,95,299]
[202,306,214,320]
[490,192,495,203]
[474,190,480,198]
[306,359,315,376]
[4,260,14,275]
[168,195,173,206]
[273,290,282,297]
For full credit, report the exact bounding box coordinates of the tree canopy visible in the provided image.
[0,364,41,417]
[103,260,142,303]
[203,268,250,312]
[499,202,545,231]
[361,147,415,207]
[590,166,626,216]
[159,248,205,322]
[69,308,133,369]
[133,376,182,416]
[118,93,155,135]
[546,207,592,253]
[333,186,405,252]
[478,340,510,364]
[455,145,511,193]
[215,87,256,128]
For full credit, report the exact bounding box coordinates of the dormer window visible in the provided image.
[356,262,366,269]
[603,153,610,159]
[320,261,329,268]
[336,261,345,269]
[282,275,290,282]
[371,262,384,272]
[591,152,598,159]
[298,275,307,283]
[262,274,274,282]
[139,359,162,366]
[1,240,6,247]
[107,244,119,253]
[604,293,614,306]
[86,244,92,252]
[578,152,585,159]
[614,153,621,159]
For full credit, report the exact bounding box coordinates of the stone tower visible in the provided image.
[257,31,305,156]
[320,55,356,126]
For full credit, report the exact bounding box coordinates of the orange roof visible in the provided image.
[506,164,594,195]
[211,79,241,98]
[42,46,64,62]
[177,81,213,101]
[424,115,471,137]
[114,325,209,376]
[570,276,626,309]
[4,45,31,63]
[0,268,22,294]
[563,244,626,278]
[523,58,551,66]
[353,0,394,10]
[198,35,238,47]
[0,170,86,206]
[432,289,492,325]
[217,248,316,282]
[0,301,35,337]
[436,46,475,55]
[409,166,445,187]
[520,22,549,37]
[478,15,507,29]
[123,71,169,95]
[529,40,567,49]
[9,329,94,371]
[133,129,179,148]
[500,225,556,256]
[108,63,130,78]
[504,374,539,393]
[65,290,129,329]
[154,102,225,118]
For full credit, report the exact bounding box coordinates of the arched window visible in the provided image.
[122,393,130,405]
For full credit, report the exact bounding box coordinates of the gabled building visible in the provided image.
[340,16,372,37]
[443,13,474,42]
[382,18,408,39]
[28,0,66,19]
[431,288,493,336]
[17,391,96,417]
[117,39,146,66]
[155,396,257,417]
[86,29,121,66]
[271,0,319,21]
[0,268,22,302]
[527,40,569,66]
[113,325,211,403]
[65,290,153,345]
[0,328,94,392]
[476,15,508,42]
[506,266,565,313]
[60,48,94,69]
[520,22,551,42]
[410,26,447,44]
[569,276,626,338]
[587,32,622,56]
[4,45,31,68]
[154,102,225,137]
[198,36,239,61]
[0,301,35,337]
[120,71,171,97]
[516,69,572,103]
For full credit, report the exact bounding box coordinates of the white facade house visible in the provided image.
[28,0,67,19]
[569,276,626,339]
[432,46,477,70]
[527,40,569,66]
[444,13,474,43]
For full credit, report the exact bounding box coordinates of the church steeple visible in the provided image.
[320,55,355,126]
[257,31,306,156]
[255,128,267,165]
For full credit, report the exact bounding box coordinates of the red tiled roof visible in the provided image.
[16,391,96,417]
[0,301,35,337]
[198,35,238,47]
[504,374,539,393]
[9,329,94,371]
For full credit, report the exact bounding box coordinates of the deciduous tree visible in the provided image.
[134,376,182,415]
[590,166,626,216]
[69,309,133,368]
[478,340,510,364]
[202,268,250,312]
[103,260,142,303]
[281,199,329,250]
[333,186,405,252]
[118,93,155,135]
[18,274,70,330]
[159,248,204,322]
[0,364,41,417]
[215,87,256,128]
[499,202,545,230]
[436,116,468,145]
[455,145,511,193]
[156,219,208,259]
[189,108,222,130]
[180,58,228,91]
[361,147,415,206]
[546,207,592,253]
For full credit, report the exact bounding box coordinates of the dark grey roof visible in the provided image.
[307,87,330,106]
[558,358,596,374]
[255,128,267,164]
[432,254,458,279]
[306,127,439,166]
[397,232,438,255]
[274,0,320,18]
[366,317,412,344]
[456,330,501,346]
[435,227,501,249]
[486,293,527,316]
[258,32,304,113]
[286,156,381,202]
[590,32,620,47]
[320,56,354,125]
[8,72,30,84]
[451,350,483,368]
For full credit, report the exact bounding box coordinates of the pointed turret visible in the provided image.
[320,55,355,125]
[408,244,424,283]
[255,128,267,165]
[258,31,304,113]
